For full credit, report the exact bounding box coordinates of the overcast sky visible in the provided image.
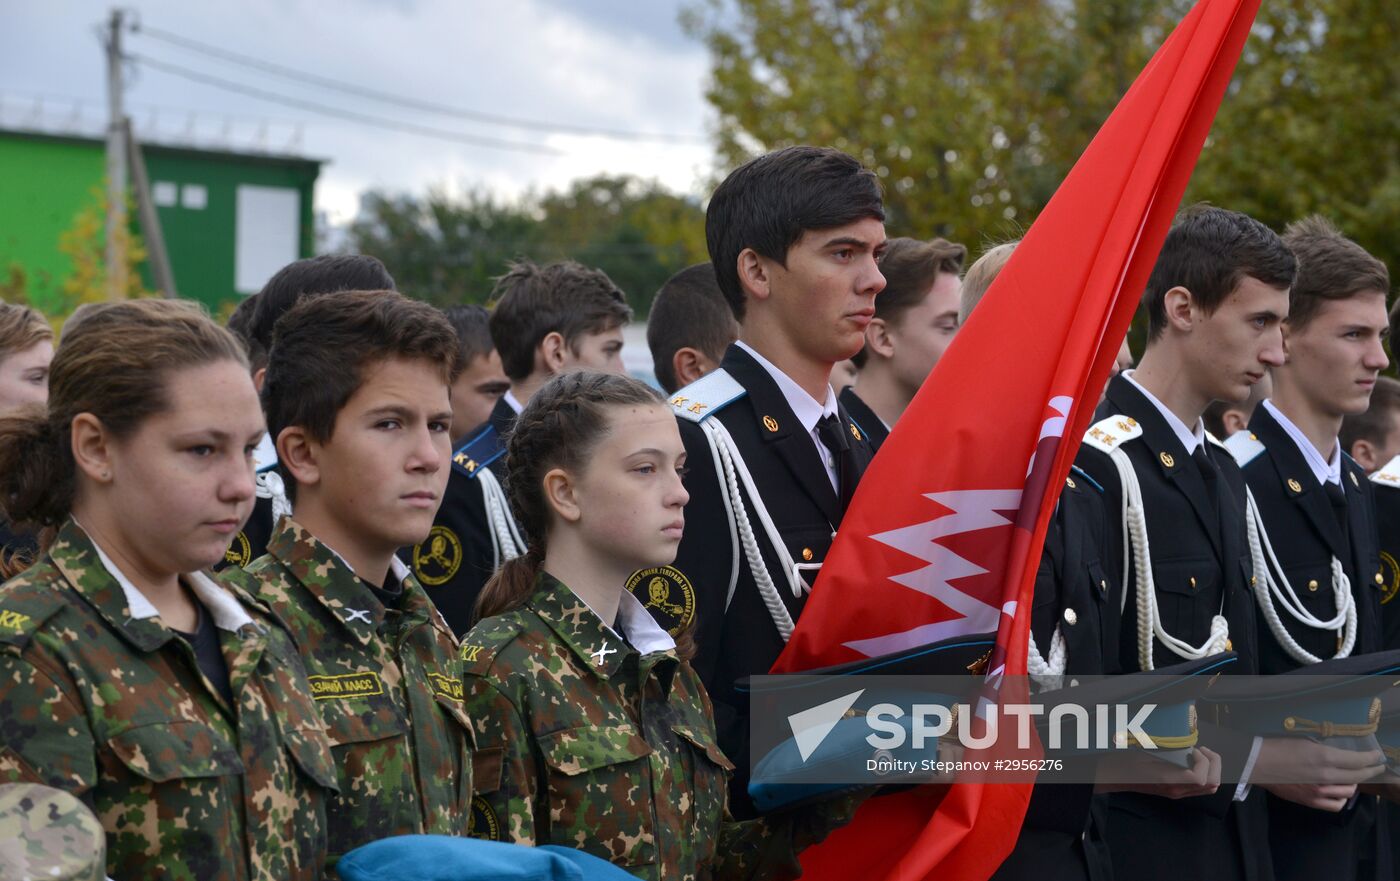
[0,0,716,224]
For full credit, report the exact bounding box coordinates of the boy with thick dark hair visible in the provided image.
[488,260,631,420]
[842,236,966,446]
[1223,215,1390,881]
[248,255,396,384]
[247,289,475,867]
[646,262,739,394]
[219,254,398,570]
[635,145,885,816]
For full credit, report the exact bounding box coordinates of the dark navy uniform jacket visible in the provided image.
[836,386,891,450]
[1229,404,1384,881]
[994,469,1120,881]
[1230,404,1384,673]
[635,343,876,817]
[398,399,520,637]
[1074,374,1267,881]
[1366,458,1400,650]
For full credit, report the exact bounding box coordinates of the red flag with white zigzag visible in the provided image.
[771,0,1261,877]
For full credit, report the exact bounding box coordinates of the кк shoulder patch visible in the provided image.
[1082,414,1144,454]
[458,615,526,674]
[1371,454,1400,489]
[452,424,507,480]
[669,369,747,423]
[0,581,66,653]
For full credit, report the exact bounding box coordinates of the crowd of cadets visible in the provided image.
[0,143,1399,881]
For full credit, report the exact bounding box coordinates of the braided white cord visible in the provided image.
[702,418,797,642]
[258,470,293,525]
[478,467,525,564]
[1243,487,1355,664]
[702,417,743,612]
[1108,447,1230,671]
[1027,626,1067,690]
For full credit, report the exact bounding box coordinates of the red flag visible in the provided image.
[771,1,1261,878]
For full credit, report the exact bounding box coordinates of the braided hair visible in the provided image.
[477,370,663,618]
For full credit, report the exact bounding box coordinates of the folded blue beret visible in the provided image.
[338,835,637,881]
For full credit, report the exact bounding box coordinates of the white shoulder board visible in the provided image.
[669,368,746,423]
[1371,454,1400,488]
[1082,414,1144,454]
[1223,430,1266,467]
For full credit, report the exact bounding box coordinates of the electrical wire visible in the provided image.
[134,23,707,144]
[129,53,564,156]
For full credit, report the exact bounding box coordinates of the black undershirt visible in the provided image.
[173,602,234,708]
[368,573,404,612]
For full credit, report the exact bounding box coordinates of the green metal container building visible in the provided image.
[0,126,321,314]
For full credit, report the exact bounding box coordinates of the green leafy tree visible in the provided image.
[345,188,539,307]
[346,175,707,315]
[687,0,1399,286]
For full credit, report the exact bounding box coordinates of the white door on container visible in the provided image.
[235,184,299,294]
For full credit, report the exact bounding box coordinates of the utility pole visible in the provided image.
[104,8,128,301]
[126,122,177,298]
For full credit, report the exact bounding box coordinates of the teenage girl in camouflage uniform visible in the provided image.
[461,371,858,881]
[0,300,336,881]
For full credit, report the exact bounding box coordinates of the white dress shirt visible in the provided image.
[1262,400,1342,487]
[1123,370,1206,454]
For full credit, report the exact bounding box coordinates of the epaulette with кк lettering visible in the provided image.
[669,368,747,423]
[1223,430,1266,467]
[1371,454,1400,490]
[458,614,526,675]
[1082,414,1144,454]
[451,424,507,480]
[0,581,66,655]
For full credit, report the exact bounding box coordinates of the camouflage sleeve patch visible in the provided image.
[458,614,526,675]
[0,655,98,793]
[462,675,538,845]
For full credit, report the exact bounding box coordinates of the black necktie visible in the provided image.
[1324,480,1350,538]
[816,414,859,522]
[1191,446,1219,486]
[1192,446,1224,536]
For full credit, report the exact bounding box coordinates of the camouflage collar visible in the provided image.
[527,572,638,679]
[46,520,186,654]
[80,527,256,635]
[266,518,442,645]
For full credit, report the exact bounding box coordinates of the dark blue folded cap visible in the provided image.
[337,835,636,881]
[1034,653,1236,764]
[1203,649,1400,751]
[735,632,997,692]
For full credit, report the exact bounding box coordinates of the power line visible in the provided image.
[133,24,708,145]
[129,53,564,156]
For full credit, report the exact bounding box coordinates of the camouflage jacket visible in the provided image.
[462,572,857,881]
[0,519,338,881]
[246,518,474,863]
